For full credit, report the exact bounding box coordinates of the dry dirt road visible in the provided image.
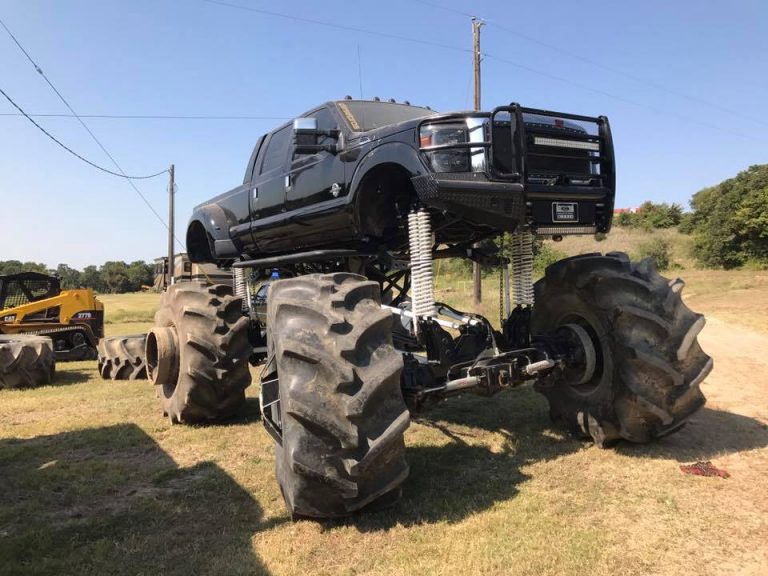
[675,312,768,575]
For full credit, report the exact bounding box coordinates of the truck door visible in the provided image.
[282,107,348,246]
[287,107,346,211]
[249,124,292,251]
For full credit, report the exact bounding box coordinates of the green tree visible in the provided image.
[0,260,49,275]
[81,265,105,292]
[100,261,131,293]
[635,201,683,229]
[55,264,82,289]
[126,261,153,291]
[688,164,768,268]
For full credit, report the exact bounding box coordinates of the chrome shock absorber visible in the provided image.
[232,267,249,313]
[408,208,437,332]
[510,231,535,307]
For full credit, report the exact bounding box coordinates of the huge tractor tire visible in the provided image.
[97,334,147,380]
[146,283,251,423]
[0,334,55,389]
[263,273,410,518]
[531,252,713,447]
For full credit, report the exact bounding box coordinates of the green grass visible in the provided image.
[2,362,766,576]
[2,258,768,575]
[98,292,159,330]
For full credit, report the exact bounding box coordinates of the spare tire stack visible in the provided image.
[0,334,56,389]
[97,334,148,380]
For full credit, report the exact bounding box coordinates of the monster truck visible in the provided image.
[147,98,712,518]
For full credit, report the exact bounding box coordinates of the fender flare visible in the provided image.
[346,142,429,206]
[187,204,239,262]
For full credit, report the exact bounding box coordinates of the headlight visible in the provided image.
[420,122,471,173]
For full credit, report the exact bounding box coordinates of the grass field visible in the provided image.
[2,246,767,575]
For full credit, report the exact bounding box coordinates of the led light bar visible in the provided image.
[533,137,600,151]
[536,226,597,235]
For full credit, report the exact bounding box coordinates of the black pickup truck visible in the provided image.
[147,97,710,520]
[186,98,615,266]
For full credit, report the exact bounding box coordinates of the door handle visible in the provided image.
[252,187,258,201]
[284,175,292,192]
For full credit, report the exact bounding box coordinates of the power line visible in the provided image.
[0,88,168,179]
[203,0,761,142]
[201,0,471,55]
[481,53,761,142]
[0,113,291,120]
[1,16,182,248]
[411,0,768,129]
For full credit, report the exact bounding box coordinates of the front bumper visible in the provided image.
[412,172,612,234]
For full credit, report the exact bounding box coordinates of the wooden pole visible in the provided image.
[167,164,175,288]
[472,18,484,305]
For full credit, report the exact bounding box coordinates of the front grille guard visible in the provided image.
[417,104,615,195]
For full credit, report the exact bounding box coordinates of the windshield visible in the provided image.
[335,101,436,132]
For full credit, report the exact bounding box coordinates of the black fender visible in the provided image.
[347,141,428,204]
[186,204,239,263]
[346,142,429,235]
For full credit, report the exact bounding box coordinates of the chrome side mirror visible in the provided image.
[293,117,318,133]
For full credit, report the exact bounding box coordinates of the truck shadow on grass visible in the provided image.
[424,386,768,460]
[336,387,579,531]
[617,406,768,461]
[0,424,277,576]
[342,387,768,531]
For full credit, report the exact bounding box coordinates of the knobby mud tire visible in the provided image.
[531,252,713,447]
[0,334,55,389]
[263,273,409,518]
[151,283,251,423]
[97,334,147,380]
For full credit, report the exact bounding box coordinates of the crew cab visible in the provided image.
[186,98,615,266]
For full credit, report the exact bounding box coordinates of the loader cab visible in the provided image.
[0,273,60,313]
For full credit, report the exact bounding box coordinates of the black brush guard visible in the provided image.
[413,103,616,234]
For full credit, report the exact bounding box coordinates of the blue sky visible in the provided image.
[1,0,766,269]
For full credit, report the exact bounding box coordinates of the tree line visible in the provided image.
[0,260,155,293]
[608,164,768,269]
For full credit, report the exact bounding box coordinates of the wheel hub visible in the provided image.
[146,326,180,394]
[558,323,597,387]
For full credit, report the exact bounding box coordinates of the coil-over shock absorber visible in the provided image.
[510,231,534,307]
[505,231,535,348]
[232,267,250,313]
[408,208,437,333]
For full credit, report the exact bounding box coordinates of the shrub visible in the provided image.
[636,237,672,271]
[534,244,569,275]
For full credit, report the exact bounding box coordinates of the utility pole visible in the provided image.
[472,17,484,305]
[167,164,175,288]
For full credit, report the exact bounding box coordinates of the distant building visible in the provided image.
[153,253,231,290]
[613,207,637,215]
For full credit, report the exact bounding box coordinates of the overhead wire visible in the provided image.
[201,0,471,54]
[411,0,768,129]
[0,88,168,179]
[0,16,183,248]
[0,113,291,120]
[203,0,761,142]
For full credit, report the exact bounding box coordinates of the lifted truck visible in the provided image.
[147,98,713,518]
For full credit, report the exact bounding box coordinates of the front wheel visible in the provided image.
[263,273,410,518]
[531,252,713,447]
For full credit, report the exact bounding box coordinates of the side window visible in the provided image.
[246,135,266,182]
[260,126,291,174]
